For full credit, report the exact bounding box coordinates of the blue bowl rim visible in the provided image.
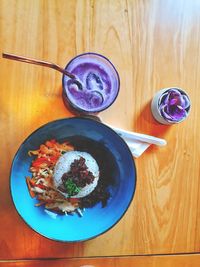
[62,52,120,114]
[9,117,137,242]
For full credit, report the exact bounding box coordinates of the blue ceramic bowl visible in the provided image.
[10,117,136,242]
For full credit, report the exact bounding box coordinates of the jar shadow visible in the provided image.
[134,100,171,154]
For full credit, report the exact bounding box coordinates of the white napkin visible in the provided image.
[108,125,167,158]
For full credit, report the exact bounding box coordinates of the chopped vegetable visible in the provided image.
[64,178,81,197]
[25,139,78,214]
[26,177,36,198]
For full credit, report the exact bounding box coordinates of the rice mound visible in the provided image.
[53,151,99,198]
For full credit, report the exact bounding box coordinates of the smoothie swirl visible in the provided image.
[62,53,120,113]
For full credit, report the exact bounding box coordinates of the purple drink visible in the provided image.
[62,53,120,114]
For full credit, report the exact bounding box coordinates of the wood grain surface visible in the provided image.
[0,0,200,261]
[1,254,200,267]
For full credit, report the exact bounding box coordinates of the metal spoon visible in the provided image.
[2,52,75,79]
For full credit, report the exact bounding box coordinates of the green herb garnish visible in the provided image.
[64,178,80,197]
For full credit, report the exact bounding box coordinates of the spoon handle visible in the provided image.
[2,52,75,79]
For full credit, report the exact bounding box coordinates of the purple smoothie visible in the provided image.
[62,53,120,113]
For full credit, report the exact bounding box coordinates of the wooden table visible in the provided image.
[0,0,200,266]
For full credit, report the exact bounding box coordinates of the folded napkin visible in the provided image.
[108,125,167,158]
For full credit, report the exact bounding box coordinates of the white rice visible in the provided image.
[53,151,99,198]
